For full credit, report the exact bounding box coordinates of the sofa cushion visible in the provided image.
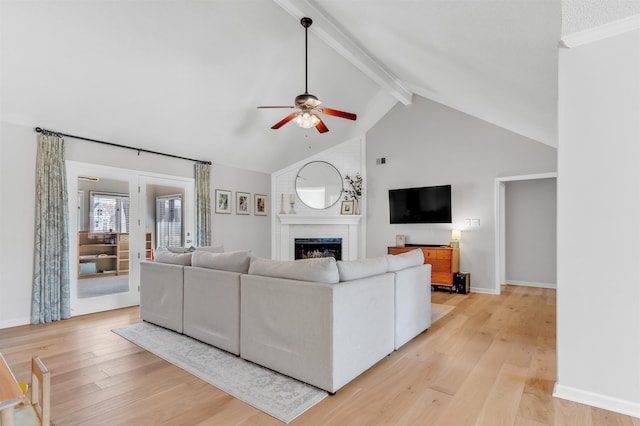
[337,257,388,282]
[248,257,339,284]
[154,248,192,265]
[386,248,424,272]
[167,246,196,253]
[195,245,224,253]
[191,250,251,273]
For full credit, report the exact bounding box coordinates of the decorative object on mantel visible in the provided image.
[289,193,296,214]
[341,200,354,215]
[343,173,362,215]
[279,193,287,214]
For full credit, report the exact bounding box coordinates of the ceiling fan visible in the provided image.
[257,17,357,133]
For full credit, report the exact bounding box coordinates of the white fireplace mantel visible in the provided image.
[278,215,362,225]
[276,215,363,260]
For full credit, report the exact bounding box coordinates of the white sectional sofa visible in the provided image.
[139,247,431,393]
[241,257,397,393]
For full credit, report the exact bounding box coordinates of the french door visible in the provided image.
[67,161,194,316]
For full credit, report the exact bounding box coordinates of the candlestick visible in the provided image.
[279,193,286,214]
[289,194,296,214]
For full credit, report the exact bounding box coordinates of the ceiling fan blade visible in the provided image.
[315,118,329,133]
[318,107,357,121]
[257,106,296,109]
[271,112,298,130]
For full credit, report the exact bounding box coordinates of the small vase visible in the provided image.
[354,199,360,215]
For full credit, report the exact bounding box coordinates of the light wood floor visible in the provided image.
[1,285,638,425]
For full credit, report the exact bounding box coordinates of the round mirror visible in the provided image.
[295,161,344,209]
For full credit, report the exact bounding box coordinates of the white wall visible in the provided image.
[555,28,640,416]
[365,96,557,293]
[211,163,271,257]
[0,121,270,328]
[505,178,557,287]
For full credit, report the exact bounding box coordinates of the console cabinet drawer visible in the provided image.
[387,245,460,287]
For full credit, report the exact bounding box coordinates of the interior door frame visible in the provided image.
[67,161,194,316]
[494,172,557,295]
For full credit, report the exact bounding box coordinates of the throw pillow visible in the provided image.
[337,257,388,282]
[386,248,425,272]
[191,250,252,273]
[154,248,193,266]
[248,257,340,284]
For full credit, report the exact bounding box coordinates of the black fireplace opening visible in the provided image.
[295,238,342,261]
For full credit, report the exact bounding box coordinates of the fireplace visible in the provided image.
[295,238,342,261]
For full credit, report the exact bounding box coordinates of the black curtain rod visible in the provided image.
[35,127,212,165]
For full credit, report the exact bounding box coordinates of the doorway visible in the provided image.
[494,172,557,294]
[67,161,194,316]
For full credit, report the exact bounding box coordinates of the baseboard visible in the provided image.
[470,286,499,295]
[553,383,640,419]
[505,280,556,289]
[0,316,31,330]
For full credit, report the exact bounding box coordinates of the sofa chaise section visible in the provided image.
[241,257,395,393]
[182,250,251,356]
[140,261,185,333]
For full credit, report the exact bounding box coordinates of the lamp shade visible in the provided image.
[293,111,320,129]
[451,230,461,241]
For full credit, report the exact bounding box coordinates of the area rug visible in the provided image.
[431,303,455,323]
[112,322,327,423]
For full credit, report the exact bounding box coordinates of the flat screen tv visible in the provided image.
[389,185,452,224]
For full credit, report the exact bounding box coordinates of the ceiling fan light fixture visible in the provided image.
[257,16,356,133]
[293,111,320,129]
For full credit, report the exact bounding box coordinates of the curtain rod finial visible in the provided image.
[35,127,42,133]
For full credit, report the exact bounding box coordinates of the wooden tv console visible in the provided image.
[387,245,460,289]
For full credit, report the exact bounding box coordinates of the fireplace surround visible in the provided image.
[275,215,362,260]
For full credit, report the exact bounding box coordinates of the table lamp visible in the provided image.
[451,229,461,248]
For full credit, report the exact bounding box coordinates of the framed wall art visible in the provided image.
[215,189,231,214]
[254,194,267,216]
[341,200,354,215]
[236,192,250,215]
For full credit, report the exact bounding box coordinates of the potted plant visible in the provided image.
[344,173,362,214]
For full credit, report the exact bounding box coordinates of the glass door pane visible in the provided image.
[156,194,183,248]
[77,181,131,299]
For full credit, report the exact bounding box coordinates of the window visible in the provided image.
[90,192,130,233]
[156,194,183,248]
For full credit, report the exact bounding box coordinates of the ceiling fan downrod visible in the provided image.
[301,17,312,95]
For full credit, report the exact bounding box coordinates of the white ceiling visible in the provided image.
[1,1,638,173]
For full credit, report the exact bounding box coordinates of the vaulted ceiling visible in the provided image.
[2,1,638,173]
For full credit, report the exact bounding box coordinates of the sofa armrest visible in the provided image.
[140,261,184,333]
[240,273,395,393]
[393,263,432,349]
